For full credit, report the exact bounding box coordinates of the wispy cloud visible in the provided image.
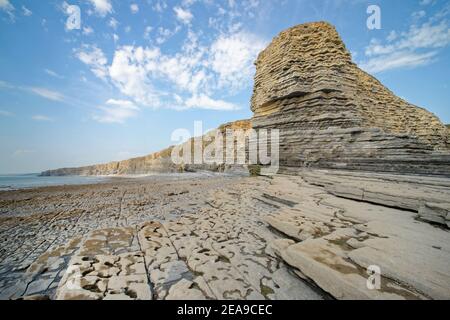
[0,80,66,102]
[75,44,108,80]
[30,87,65,102]
[44,69,64,79]
[359,6,450,74]
[0,80,14,89]
[360,51,438,74]
[22,5,32,16]
[0,109,13,116]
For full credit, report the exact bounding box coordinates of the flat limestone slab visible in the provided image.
[301,169,450,228]
[264,173,450,300]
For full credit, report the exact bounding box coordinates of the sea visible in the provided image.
[0,174,109,191]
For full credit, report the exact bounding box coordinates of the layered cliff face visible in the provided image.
[41,120,251,176]
[251,22,450,175]
[41,146,177,176]
[43,22,450,177]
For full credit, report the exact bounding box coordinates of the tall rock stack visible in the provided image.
[251,22,450,175]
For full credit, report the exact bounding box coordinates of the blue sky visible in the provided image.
[0,0,449,174]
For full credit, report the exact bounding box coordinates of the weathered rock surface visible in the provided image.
[0,175,325,300]
[251,22,450,175]
[1,172,449,300]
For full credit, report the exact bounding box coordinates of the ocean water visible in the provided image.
[0,174,109,191]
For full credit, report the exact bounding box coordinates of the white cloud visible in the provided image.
[30,87,65,101]
[75,45,108,79]
[76,17,265,112]
[93,99,140,124]
[174,6,193,25]
[87,0,112,17]
[0,1,269,114]
[106,44,221,110]
[130,4,139,14]
[32,115,54,122]
[107,45,208,109]
[22,5,32,16]
[108,46,161,108]
[209,32,267,90]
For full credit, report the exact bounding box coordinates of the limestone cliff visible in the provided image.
[251,22,450,175]
[43,22,450,177]
[41,120,251,176]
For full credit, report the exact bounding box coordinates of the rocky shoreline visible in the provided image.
[0,171,449,300]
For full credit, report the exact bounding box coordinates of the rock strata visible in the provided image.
[251,22,450,175]
[42,24,450,178]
